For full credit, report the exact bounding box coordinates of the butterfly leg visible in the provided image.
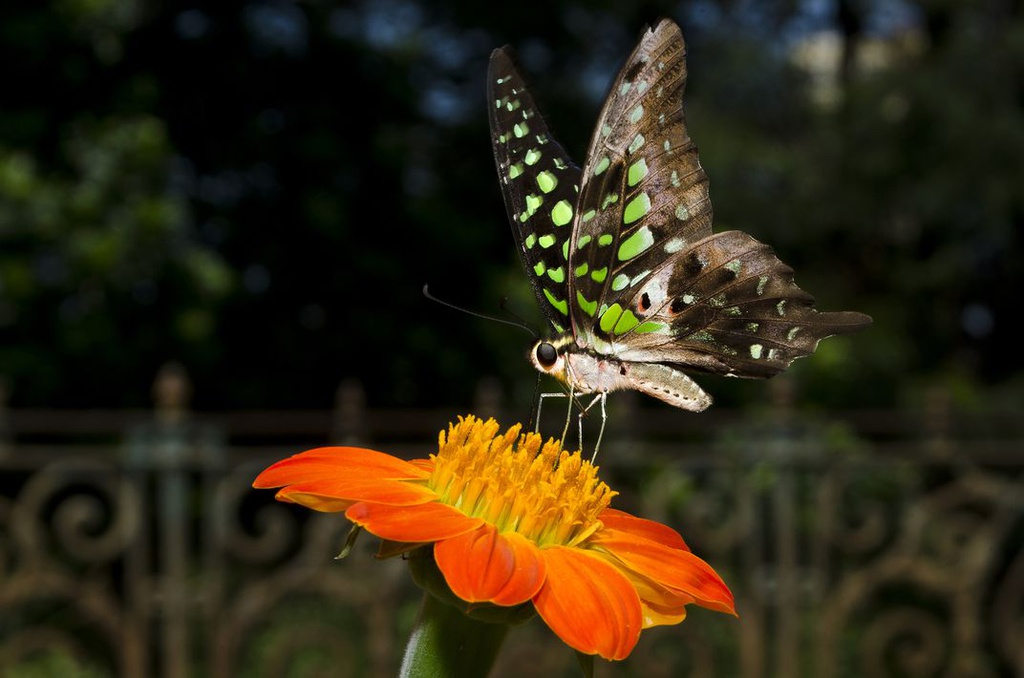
[537,387,589,448]
[560,385,576,444]
[577,393,608,462]
[536,390,570,436]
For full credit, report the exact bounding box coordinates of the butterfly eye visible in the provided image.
[535,342,558,367]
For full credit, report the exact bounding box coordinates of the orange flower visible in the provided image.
[253,415,735,660]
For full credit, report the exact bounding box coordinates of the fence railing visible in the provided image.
[1,366,1021,677]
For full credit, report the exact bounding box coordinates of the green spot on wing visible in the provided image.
[629,104,644,124]
[576,292,597,317]
[538,234,556,249]
[509,163,524,179]
[611,274,630,291]
[598,234,614,246]
[623,193,651,224]
[628,133,645,155]
[533,261,546,275]
[590,267,607,283]
[635,321,667,334]
[627,159,648,187]
[524,233,537,249]
[576,234,592,249]
[612,308,640,334]
[536,171,557,194]
[550,200,573,226]
[599,303,624,333]
[574,262,589,277]
[617,226,654,260]
[547,266,565,283]
[525,194,542,215]
[593,156,610,176]
[524,149,541,165]
[513,122,530,138]
[543,289,568,316]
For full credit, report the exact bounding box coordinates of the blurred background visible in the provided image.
[1,0,1021,676]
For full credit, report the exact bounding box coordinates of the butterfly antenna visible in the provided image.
[423,285,538,338]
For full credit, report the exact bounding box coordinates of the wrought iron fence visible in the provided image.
[1,367,1021,677]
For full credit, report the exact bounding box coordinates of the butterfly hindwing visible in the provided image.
[488,48,582,333]
[607,229,873,377]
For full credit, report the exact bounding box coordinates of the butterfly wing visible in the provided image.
[564,19,870,379]
[608,230,873,378]
[488,47,582,334]
[567,20,712,341]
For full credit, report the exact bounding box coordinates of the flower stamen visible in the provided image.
[429,417,615,547]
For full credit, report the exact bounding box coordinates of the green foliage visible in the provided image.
[0,2,1019,409]
[0,113,232,404]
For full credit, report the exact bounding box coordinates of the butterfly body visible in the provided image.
[530,334,713,411]
[489,19,871,418]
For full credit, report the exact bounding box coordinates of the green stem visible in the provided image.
[399,592,509,678]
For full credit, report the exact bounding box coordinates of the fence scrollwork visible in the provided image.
[0,371,1020,676]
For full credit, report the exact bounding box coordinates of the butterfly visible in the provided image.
[487,19,871,449]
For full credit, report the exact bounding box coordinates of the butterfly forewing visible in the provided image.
[488,48,582,333]
[568,20,713,343]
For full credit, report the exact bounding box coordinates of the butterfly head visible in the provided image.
[528,335,576,385]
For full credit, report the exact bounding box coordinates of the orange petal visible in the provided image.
[533,546,642,661]
[345,501,483,543]
[591,531,735,616]
[435,525,545,607]
[253,447,429,489]
[599,508,689,551]
[274,490,354,513]
[274,477,437,509]
[612,567,694,627]
[642,599,688,627]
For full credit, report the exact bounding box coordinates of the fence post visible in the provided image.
[122,362,227,677]
[332,378,367,445]
[923,384,953,460]
[472,377,504,421]
[0,376,9,458]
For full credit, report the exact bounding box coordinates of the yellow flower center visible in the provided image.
[428,416,615,548]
